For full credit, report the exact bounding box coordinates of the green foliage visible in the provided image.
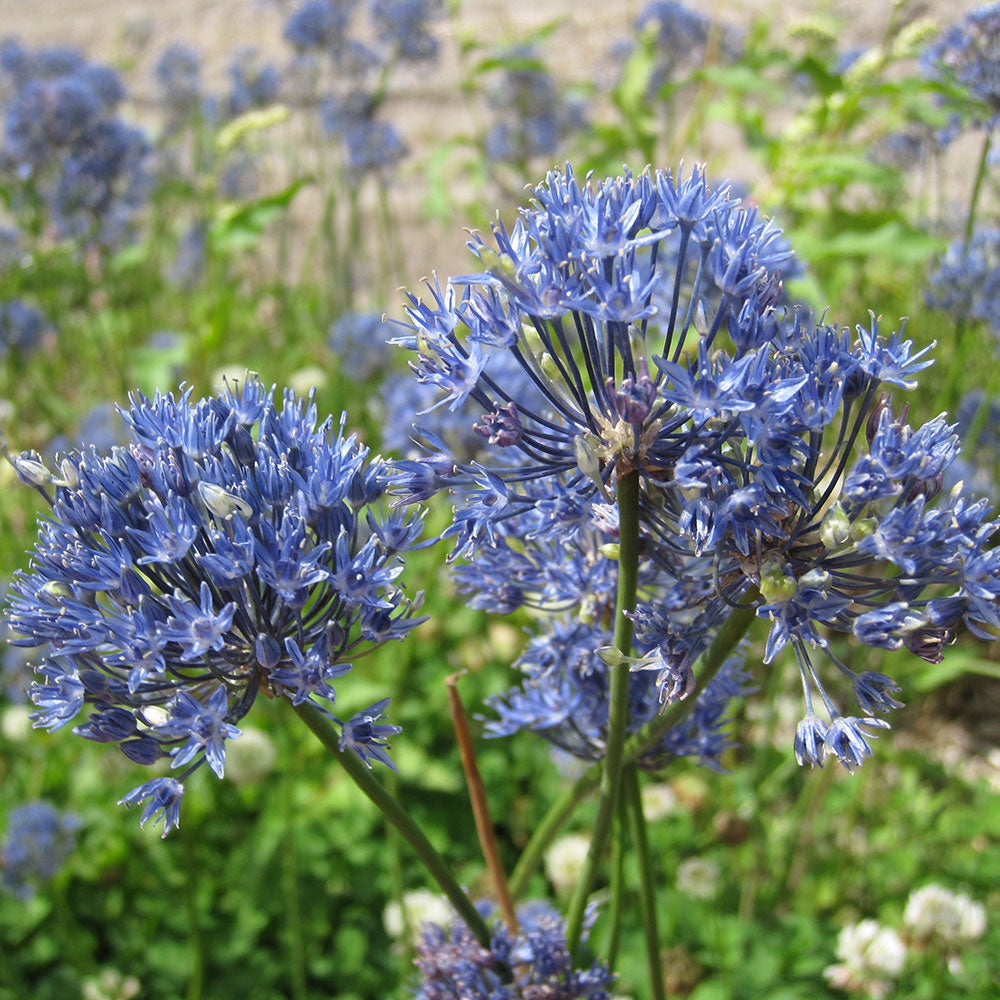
[2,2,1000,998]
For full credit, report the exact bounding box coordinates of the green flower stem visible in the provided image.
[624,764,665,1000]
[566,469,640,955]
[964,131,992,250]
[605,791,628,971]
[509,600,759,897]
[937,130,993,412]
[507,771,596,900]
[291,700,492,949]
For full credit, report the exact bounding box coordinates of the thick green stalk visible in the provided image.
[509,600,759,895]
[565,469,641,954]
[291,700,492,949]
[624,765,665,1000]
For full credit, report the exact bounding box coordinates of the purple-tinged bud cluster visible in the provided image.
[413,900,614,1000]
[0,38,150,250]
[1,800,79,899]
[5,377,427,835]
[395,165,1000,772]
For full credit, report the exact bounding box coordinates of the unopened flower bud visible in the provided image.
[198,481,252,519]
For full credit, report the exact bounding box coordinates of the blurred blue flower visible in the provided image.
[284,0,357,54]
[372,0,443,62]
[154,44,203,120]
[414,900,614,1000]
[5,377,427,834]
[328,311,395,378]
[225,47,280,118]
[483,44,587,164]
[1,801,79,899]
[926,227,1000,336]
[922,3,1000,138]
[0,299,47,357]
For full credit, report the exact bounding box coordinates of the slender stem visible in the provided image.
[566,469,641,954]
[181,829,205,1000]
[624,765,665,1000]
[935,131,993,412]
[605,789,628,971]
[507,772,596,901]
[447,670,518,933]
[291,700,492,949]
[281,758,307,1000]
[963,131,992,250]
[508,600,759,896]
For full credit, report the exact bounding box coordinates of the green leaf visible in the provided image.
[209,177,311,255]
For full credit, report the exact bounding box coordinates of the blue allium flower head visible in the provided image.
[926,227,1000,337]
[942,391,1000,500]
[396,165,1000,771]
[483,45,587,164]
[328,312,396,378]
[372,0,443,62]
[5,377,427,834]
[1,801,80,899]
[413,900,614,1000]
[154,44,203,119]
[48,119,151,248]
[0,299,49,358]
[922,3,1000,137]
[284,0,357,54]
[225,48,280,118]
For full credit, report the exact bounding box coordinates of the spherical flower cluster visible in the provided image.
[5,377,427,834]
[482,44,587,165]
[372,0,443,62]
[395,165,1000,771]
[328,311,397,380]
[412,901,615,1000]
[0,38,150,249]
[941,391,1000,502]
[926,227,1000,337]
[0,299,50,359]
[1,800,79,899]
[922,3,1000,137]
[823,919,907,999]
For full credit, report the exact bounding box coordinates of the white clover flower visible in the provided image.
[224,727,277,786]
[640,782,678,821]
[383,888,452,941]
[544,832,591,895]
[903,884,987,943]
[675,857,721,901]
[824,919,906,998]
[1,704,33,742]
[81,968,141,1000]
